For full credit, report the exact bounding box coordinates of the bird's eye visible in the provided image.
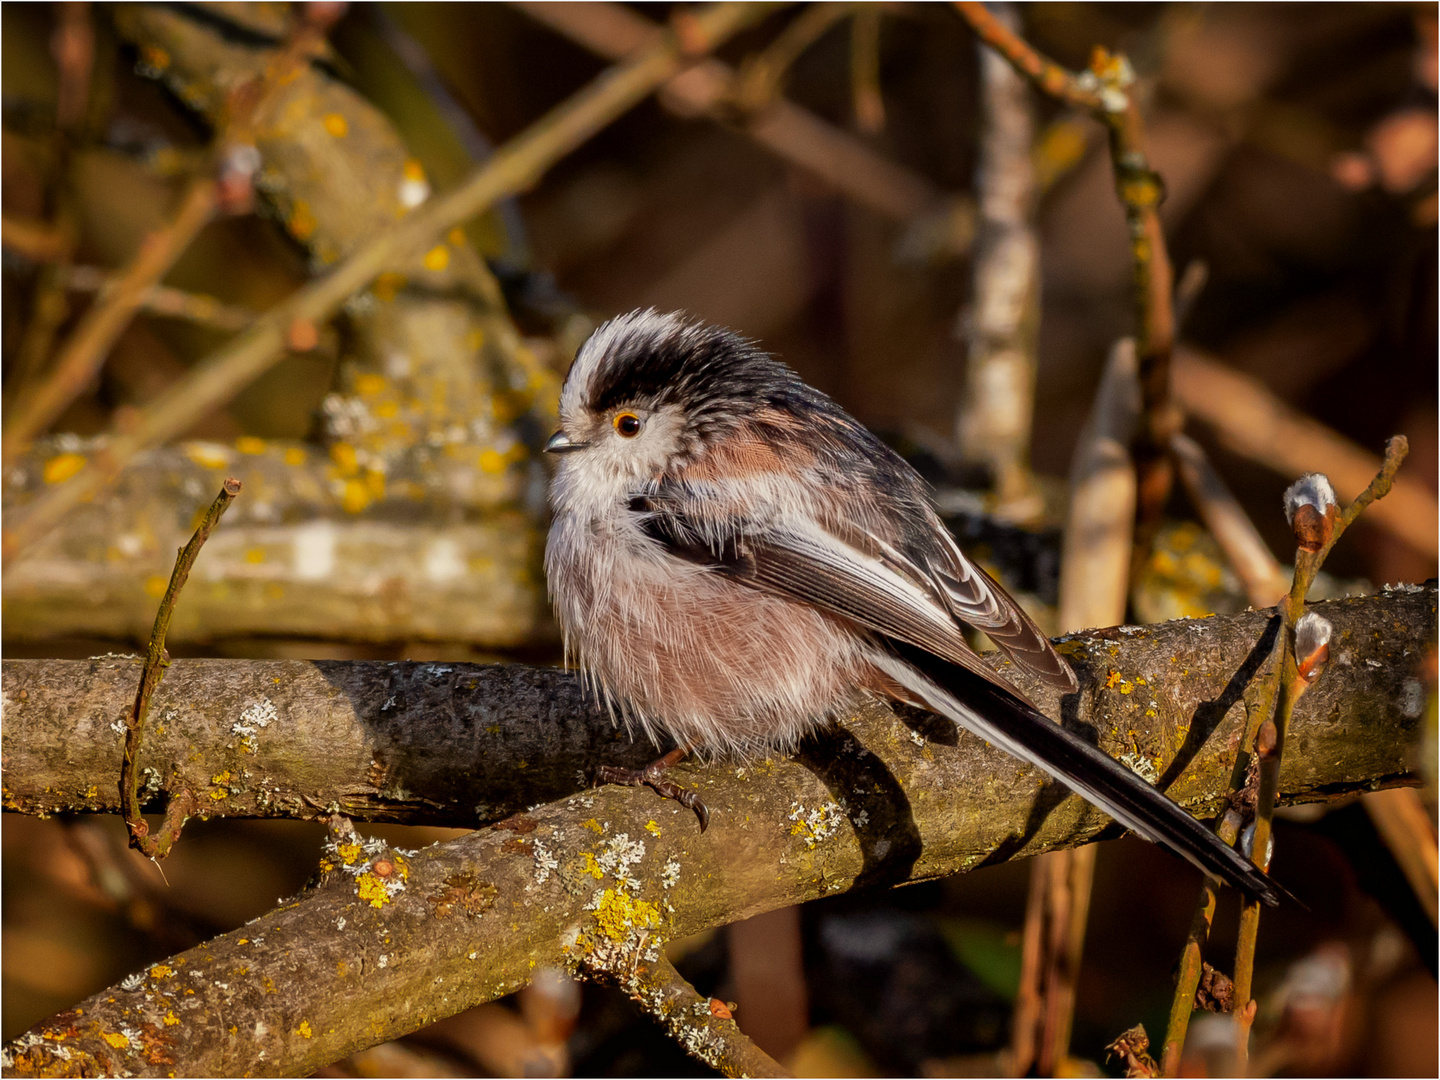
[613,413,643,438]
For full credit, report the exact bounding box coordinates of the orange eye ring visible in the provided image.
[613,413,643,437]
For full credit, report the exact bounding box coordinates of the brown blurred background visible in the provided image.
[2,3,1436,1076]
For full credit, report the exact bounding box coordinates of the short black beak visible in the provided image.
[545,430,587,454]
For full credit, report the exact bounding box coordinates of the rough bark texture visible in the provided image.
[2,2,557,647]
[2,586,1431,1076]
[4,587,1432,828]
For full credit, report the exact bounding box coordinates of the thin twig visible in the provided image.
[734,2,853,114]
[514,2,938,221]
[1174,346,1438,559]
[1231,435,1409,1071]
[604,953,790,1078]
[59,264,255,332]
[849,7,885,135]
[1363,788,1439,928]
[1161,436,1410,1075]
[120,478,242,859]
[1158,809,1243,1075]
[1,213,75,261]
[53,2,96,130]
[1171,432,1288,608]
[951,2,1102,109]
[0,176,219,463]
[951,1,1179,589]
[2,2,770,563]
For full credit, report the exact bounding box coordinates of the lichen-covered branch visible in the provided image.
[2,585,1431,1078]
[4,588,1431,829]
[599,954,789,1078]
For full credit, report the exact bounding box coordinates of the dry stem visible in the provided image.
[120,478,242,860]
[1,2,768,563]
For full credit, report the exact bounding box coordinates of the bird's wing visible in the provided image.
[630,489,1280,906]
[628,491,1027,699]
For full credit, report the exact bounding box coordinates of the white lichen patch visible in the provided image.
[595,833,646,890]
[233,697,277,752]
[661,858,681,889]
[532,840,559,885]
[788,801,844,849]
[1118,749,1159,784]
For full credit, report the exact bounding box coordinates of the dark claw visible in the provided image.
[592,758,710,832]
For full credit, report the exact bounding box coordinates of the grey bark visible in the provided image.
[2,587,1433,1076]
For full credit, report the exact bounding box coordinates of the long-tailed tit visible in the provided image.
[544,309,1278,906]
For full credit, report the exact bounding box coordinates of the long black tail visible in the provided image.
[867,641,1280,907]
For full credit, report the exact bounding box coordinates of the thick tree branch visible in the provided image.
[3,588,1430,829]
[2,586,1431,1077]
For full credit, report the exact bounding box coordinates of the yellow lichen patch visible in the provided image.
[149,964,173,979]
[354,373,387,397]
[583,819,602,833]
[591,888,662,943]
[322,112,348,137]
[43,453,86,484]
[283,446,307,466]
[423,244,450,272]
[84,785,98,800]
[341,479,371,514]
[478,449,506,474]
[1119,683,1134,695]
[186,443,231,469]
[164,1012,179,1027]
[373,271,406,302]
[1104,669,1122,690]
[645,821,662,837]
[209,787,229,802]
[357,873,390,908]
[330,441,359,474]
[336,842,363,865]
[581,853,603,880]
[289,200,317,241]
[235,436,267,455]
[101,1032,130,1049]
[212,771,232,786]
[297,1020,313,1038]
[244,547,266,564]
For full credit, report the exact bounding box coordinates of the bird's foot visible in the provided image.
[595,747,710,832]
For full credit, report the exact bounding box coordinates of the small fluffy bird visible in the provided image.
[544,309,1277,905]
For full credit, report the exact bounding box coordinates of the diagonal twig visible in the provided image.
[513,1,938,222]
[1161,436,1410,1076]
[120,478,242,860]
[1,1,771,564]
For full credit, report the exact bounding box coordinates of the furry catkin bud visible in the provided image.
[1283,474,1337,551]
[1294,611,1333,684]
